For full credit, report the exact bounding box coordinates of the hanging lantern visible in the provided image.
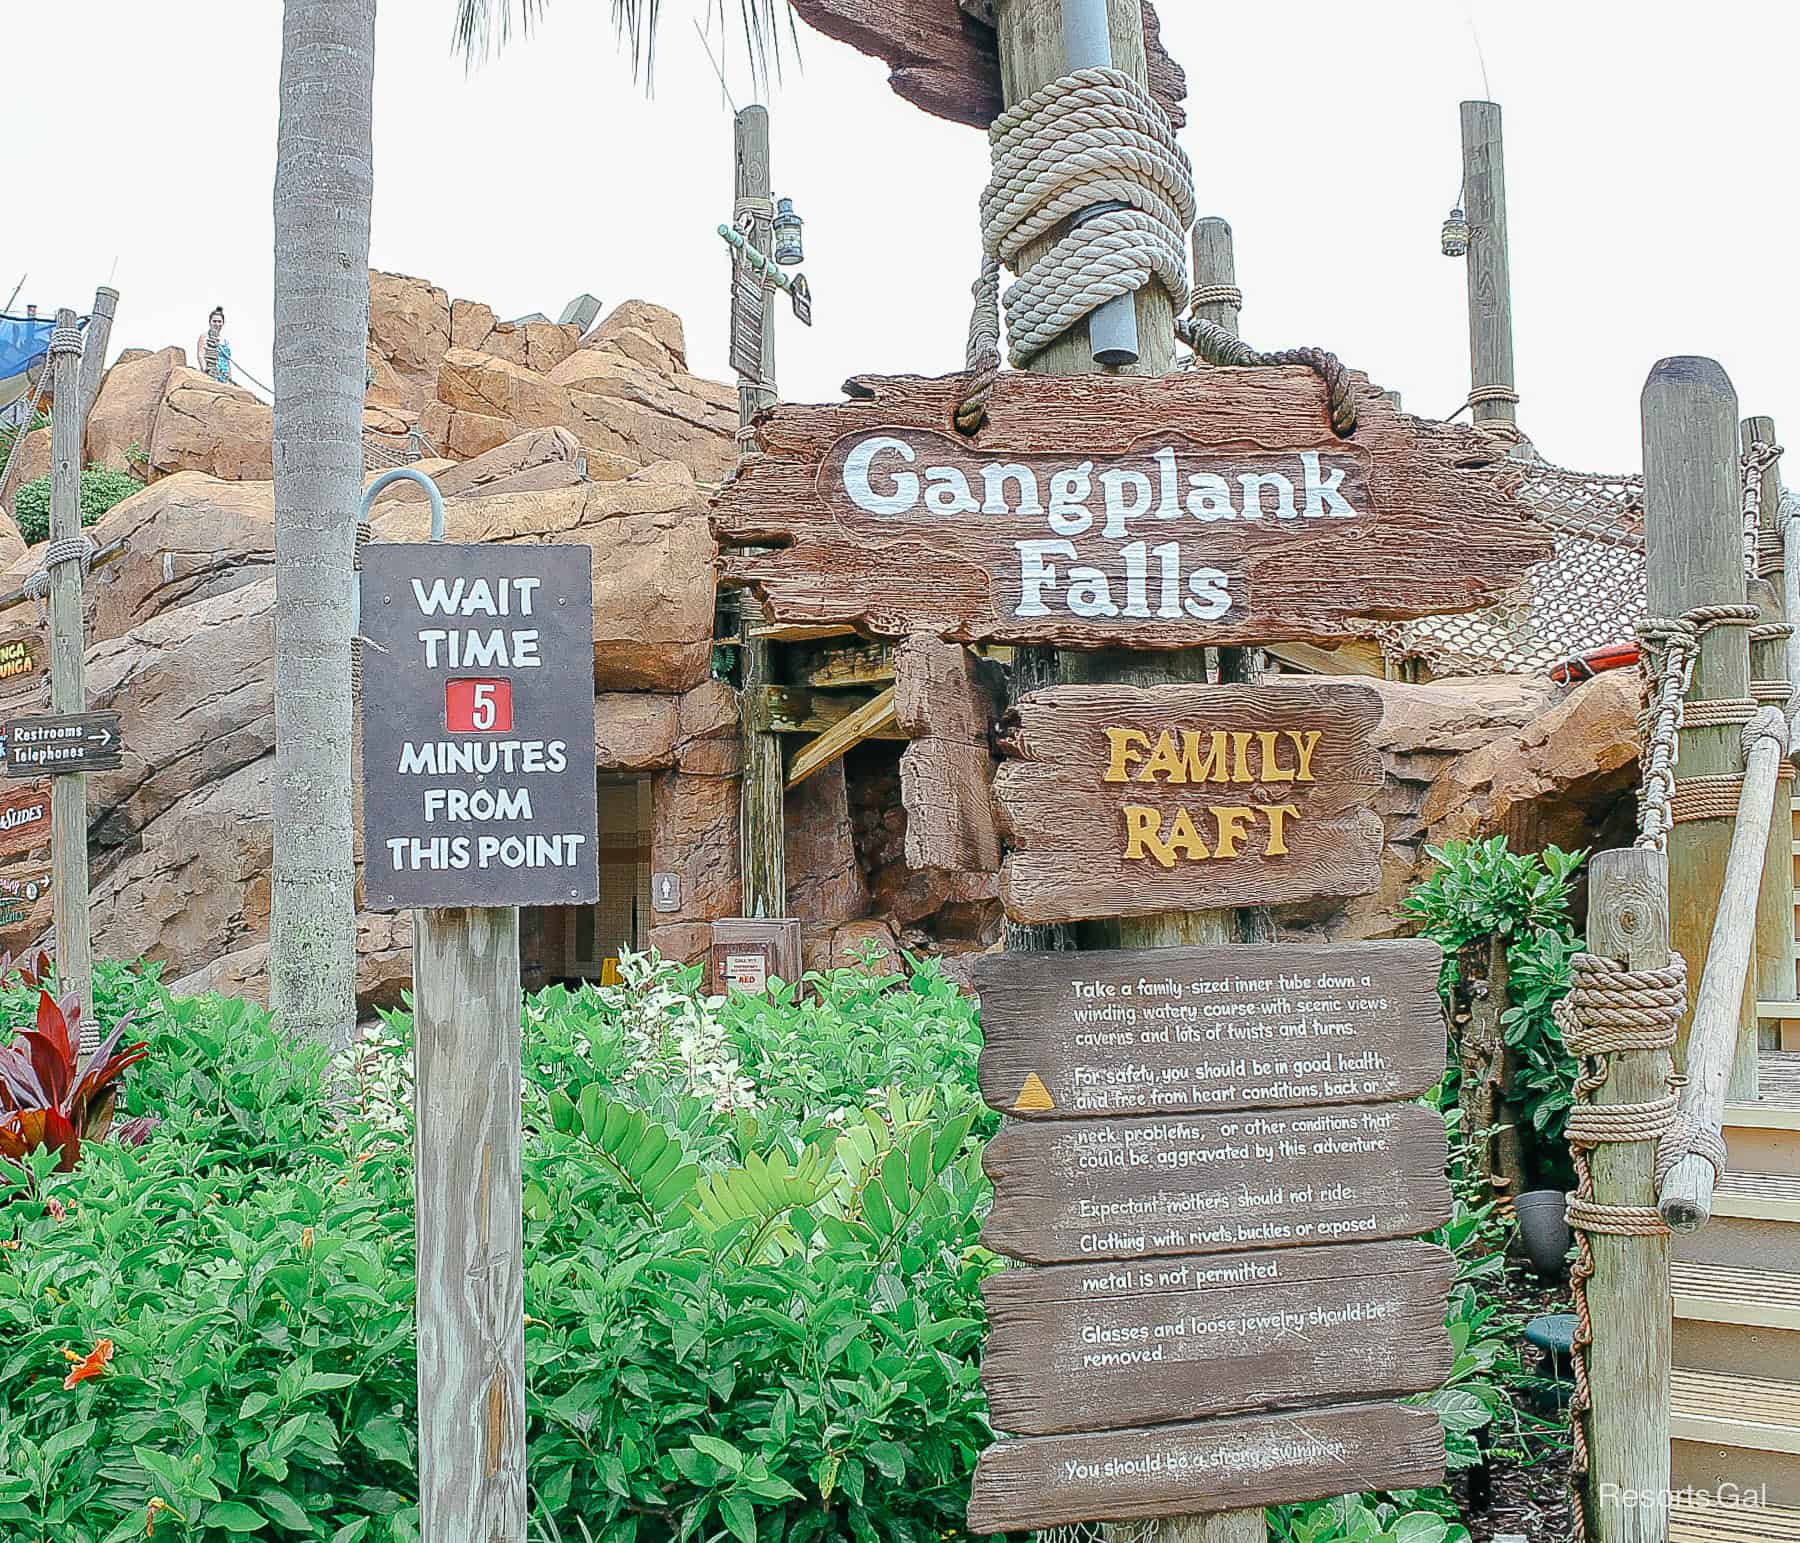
[772,196,805,266]
[1441,206,1470,257]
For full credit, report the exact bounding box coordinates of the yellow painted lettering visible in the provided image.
[1230,732,1255,783]
[1264,803,1300,856]
[1210,805,1255,858]
[1165,807,1210,861]
[1104,728,1150,783]
[1256,730,1296,782]
[1286,731,1321,782]
[1179,730,1229,783]
[1123,806,1176,868]
[1137,730,1187,784]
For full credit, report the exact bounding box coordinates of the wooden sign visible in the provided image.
[967,1401,1446,1532]
[0,637,40,689]
[995,680,1384,925]
[982,1101,1451,1264]
[358,544,599,910]
[974,941,1446,1119]
[4,711,123,776]
[786,1,1187,132]
[712,371,1544,649]
[981,1238,1454,1436]
[728,242,766,382]
[705,918,802,996]
[0,782,51,861]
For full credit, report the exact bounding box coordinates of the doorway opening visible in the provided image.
[520,775,651,991]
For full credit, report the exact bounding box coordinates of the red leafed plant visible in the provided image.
[0,985,149,1170]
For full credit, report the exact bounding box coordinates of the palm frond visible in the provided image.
[452,0,796,91]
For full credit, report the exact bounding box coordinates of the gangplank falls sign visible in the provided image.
[359,544,599,910]
[712,370,1547,648]
[994,679,1384,925]
[967,943,1451,1530]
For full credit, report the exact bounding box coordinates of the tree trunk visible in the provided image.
[271,0,374,1048]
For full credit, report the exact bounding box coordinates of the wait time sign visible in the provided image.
[359,543,599,910]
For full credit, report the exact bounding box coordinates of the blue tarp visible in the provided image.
[0,312,87,410]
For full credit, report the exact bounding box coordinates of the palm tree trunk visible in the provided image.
[271,0,375,1048]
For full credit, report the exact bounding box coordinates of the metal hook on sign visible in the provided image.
[360,467,447,542]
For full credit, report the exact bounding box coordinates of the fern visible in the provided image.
[690,1145,835,1262]
[549,1084,698,1222]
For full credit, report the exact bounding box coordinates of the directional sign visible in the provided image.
[359,543,600,910]
[4,712,123,776]
[0,782,51,861]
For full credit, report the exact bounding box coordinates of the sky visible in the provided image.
[9,0,1797,474]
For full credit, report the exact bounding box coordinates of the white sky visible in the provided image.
[11,0,1797,474]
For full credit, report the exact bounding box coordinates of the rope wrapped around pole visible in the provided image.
[1179,316,1359,436]
[1659,704,1792,1228]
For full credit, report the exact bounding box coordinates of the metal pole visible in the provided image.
[1061,0,1139,368]
[45,310,93,1043]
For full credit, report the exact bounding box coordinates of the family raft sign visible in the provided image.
[359,544,599,910]
[712,370,1547,648]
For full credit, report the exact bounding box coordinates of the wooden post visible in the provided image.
[1745,415,1791,1040]
[1643,357,1754,1097]
[994,4,1258,1538]
[1581,848,1672,1543]
[74,286,118,430]
[733,104,786,918]
[45,309,94,1039]
[1189,217,1241,338]
[1458,101,1523,449]
[414,905,526,1539]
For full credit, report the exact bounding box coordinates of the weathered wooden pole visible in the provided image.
[1745,415,1792,1029]
[1580,848,1672,1543]
[996,4,1258,1538]
[45,309,94,1039]
[1458,101,1524,450]
[414,904,526,1539]
[1643,357,1755,1096]
[74,285,118,430]
[1189,217,1241,338]
[733,104,786,919]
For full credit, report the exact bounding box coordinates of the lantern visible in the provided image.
[772,197,805,266]
[1441,206,1470,258]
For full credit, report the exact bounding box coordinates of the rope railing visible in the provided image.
[1657,705,1791,1229]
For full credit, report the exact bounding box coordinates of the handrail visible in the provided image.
[1659,704,1791,1228]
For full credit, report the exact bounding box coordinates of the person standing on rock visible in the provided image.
[197,306,231,383]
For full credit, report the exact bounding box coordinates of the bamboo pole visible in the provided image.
[1745,416,1792,1032]
[1661,711,1786,1228]
[733,104,786,919]
[45,309,94,1040]
[1581,848,1672,1543]
[414,904,526,1537]
[995,4,1259,1539]
[1458,101,1523,450]
[1643,357,1754,1094]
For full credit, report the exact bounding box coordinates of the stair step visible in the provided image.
[1730,1054,1800,1128]
[1672,1368,1800,1455]
[1673,1495,1800,1540]
[1673,1261,1800,1329]
[1714,1171,1800,1225]
[1758,1000,1800,1021]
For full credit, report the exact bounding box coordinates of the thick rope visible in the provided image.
[1178,317,1359,436]
[1741,440,1783,579]
[1555,949,1686,1541]
[1188,283,1242,312]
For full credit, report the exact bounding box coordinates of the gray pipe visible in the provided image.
[1061,0,1140,367]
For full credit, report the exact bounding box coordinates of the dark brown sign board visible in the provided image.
[981,1238,1454,1436]
[975,941,1445,1119]
[712,371,1543,650]
[705,918,803,996]
[966,1401,1446,1532]
[982,1101,1451,1264]
[358,543,599,910]
[4,711,123,776]
[0,781,51,862]
[995,680,1384,924]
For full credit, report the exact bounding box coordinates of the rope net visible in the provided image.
[1383,462,1646,677]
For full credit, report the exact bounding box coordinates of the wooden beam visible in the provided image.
[1460,101,1522,447]
[748,621,858,642]
[750,685,906,739]
[787,686,896,787]
[1262,640,1387,678]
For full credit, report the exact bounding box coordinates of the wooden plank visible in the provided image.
[1263,639,1387,678]
[974,940,1446,1119]
[786,0,1186,132]
[982,1101,1451,1264]
[414,905,526,1536]
[893,634,997,741]
[981,1238,1454,1436]
[747,621,857,642]
[3,711,122,776]
[786,685,896,787]
[712,372,1543,650]
[966,1401,1445,1532]
[993,680,1385,925]
[0,780,52,862]
[749,686,906,739]
[900,737,999,870]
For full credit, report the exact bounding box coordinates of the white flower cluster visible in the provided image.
[331,1019,413,1139]
[607,948,759,1114]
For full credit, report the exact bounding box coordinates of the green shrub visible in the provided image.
[0,412,47,471]
[12,463,144,544]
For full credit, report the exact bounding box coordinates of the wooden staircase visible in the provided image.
[1669,799,1800,1536]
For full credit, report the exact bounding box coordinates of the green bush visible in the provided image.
[0,953,998,1543]
[12,463,144,545]
[0,412,47,471]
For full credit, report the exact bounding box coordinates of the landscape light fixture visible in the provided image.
[772,197,805,266]
[1440,206,1470,257]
